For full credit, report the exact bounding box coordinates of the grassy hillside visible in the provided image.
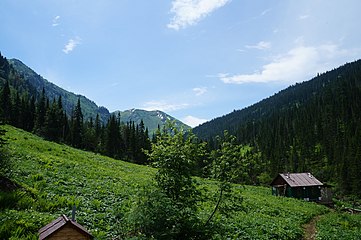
[1,125,153,239]
[3,125,359,239]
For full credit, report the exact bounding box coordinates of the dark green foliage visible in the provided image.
[210,131,263,185]
[105,114,122,157]
[44,97,65,141]
[70,98,84,148]
[128,122,208,239]
[194,60,361,196]
[0,52,10,79]
[34,88,47,135]
[148,123,203,206]
[124,184,206,240]
[0,80,11,123]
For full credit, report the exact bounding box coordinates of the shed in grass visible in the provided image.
[270,172,324,202]
[39,214,93,240]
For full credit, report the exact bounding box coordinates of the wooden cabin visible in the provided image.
[270,173,324,202]
[39,214,93,240]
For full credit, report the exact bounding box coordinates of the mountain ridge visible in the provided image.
[114,108,191,134]
[7,58,190,132]
[193,59,361,196]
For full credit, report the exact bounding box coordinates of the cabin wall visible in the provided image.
[272,185,322,201]
[46,225,91,240]
[288,186,321,201]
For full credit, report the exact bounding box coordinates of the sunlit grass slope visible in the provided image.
[1,125,329,239]
[1,125,154,239]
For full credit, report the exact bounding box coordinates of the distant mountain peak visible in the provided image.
[114,108,190,134]
[7,57,190,134]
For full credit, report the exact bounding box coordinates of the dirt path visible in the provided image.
[303,215,321,240]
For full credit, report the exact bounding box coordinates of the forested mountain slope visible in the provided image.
[6,57,189,132]
[8,59,110,123]
[194,60,361,196]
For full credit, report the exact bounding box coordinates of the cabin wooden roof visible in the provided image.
[39,214,93,240]
[271,173,323,187]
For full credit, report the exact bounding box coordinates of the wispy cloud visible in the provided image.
[167,0,231,30]
[219,43,355,84]
[182,115,208,127]
[245,41,271,50]
[62,37,82,54]
[261,8,271,16]
[299,15,310,20]
[52,15,61,27]
[143,100,189,112]
[193,87,207,96]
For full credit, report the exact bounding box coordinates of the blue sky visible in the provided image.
[1,0,361,127]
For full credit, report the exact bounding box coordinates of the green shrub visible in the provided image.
[123,184,209,240]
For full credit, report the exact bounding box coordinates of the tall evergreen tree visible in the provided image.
[70,98,83,148]
[0,80,12,123]
[0,52,10,79]
[105,114,121,158]
[44,98,64,141]
[11,92,21,127]
[34,88,47,134]
[83,117,98,151]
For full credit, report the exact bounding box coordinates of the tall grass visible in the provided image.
[1,125,328,239]
[316,212,361,239]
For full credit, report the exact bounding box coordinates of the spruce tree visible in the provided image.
[70,98,83,148]
[34,88,47,134]
[0,80,11,123]
[105,114,122,158]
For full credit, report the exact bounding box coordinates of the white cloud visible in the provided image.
[193,87,207,96]
[143,100,189,112]
[299,15,310,20]
[62,37,81,54]
[167,0,231,30]
[52,15,60,27]
[182,115,208,127]
[261,8,271,16]
[219,43,354,84]
[245,41,271,50]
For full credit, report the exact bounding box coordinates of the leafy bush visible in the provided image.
[123,184,210,240]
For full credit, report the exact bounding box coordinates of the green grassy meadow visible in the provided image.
[1,125,359,239]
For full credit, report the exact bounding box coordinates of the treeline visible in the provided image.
[194,60,361,197]
[0,53,151,164]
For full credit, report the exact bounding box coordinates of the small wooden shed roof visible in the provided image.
[271,172,323,187]
[39,214,93,240]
